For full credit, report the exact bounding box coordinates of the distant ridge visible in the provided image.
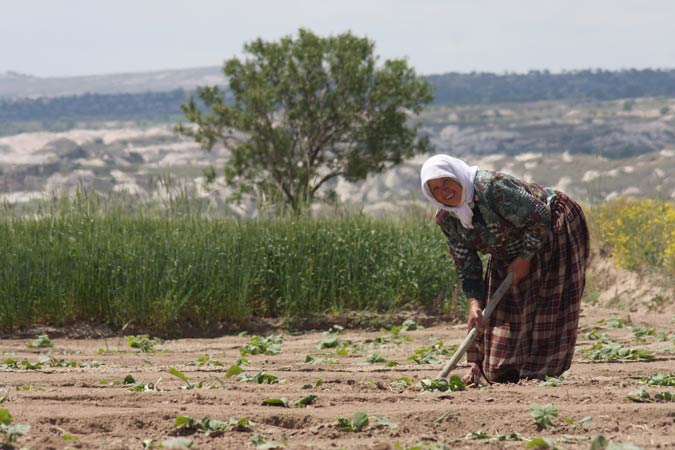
[0,66,224,99]
[4,66,675,104]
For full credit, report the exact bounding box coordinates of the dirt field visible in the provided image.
[1,305,674,450]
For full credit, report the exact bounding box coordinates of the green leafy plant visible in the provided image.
[584,328,610,342]
[419,375,466,392]
[174,415,253,434]
[304,355,337,365]
[294,395,317,408]
[27,334,53,348]
[564,415,592,428]
[127,335,163,353]
[186,356,223,367]
[261,398,289,408]
[525,437,559,449]
[240,335,283,356]
[315,334,340,350]
[236,370,279,384]
[632,326,656,342]
[407,342,458,364]
[539,372,567,387]
[627,388,675,403]
[583,342,654,361]
[464,431,524,442]
[641,373,675,387]
[169,367,201,389]
[0,408,30,445]
[590,435,643,450]
[529,403,558,430]
[337,412,369,432]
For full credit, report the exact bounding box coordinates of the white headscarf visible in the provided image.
[420,154,479,229]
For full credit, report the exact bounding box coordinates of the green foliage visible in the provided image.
[525,437,559,449]
[407,342,458,364]
[0,408,30,444]
[627,387,675,403]
[127,335,162,353]
[0,203,457,332]
[420,375,466,392]
[590,435,643,450]
[583,342,655,361]
[173,415,253,434]
[539,372,567,387]
[464,431,524,442]
[236,370,279,384]
[529,403,558,430]
[641,373,675,387]
[337,412,369,432]
[240,335,283,356]
[295,395,317,408]
[304,355,337,365]
[27,334,53,348]
[261,398,289,408]
[177,28,432,211]
[186,356,223,367]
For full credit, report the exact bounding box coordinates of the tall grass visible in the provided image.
[0,192,458,332]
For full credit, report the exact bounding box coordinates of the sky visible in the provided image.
[2,0,675,78]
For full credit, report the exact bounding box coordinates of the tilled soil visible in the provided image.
[1,305,674,450]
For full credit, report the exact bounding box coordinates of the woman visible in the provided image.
[420,154,589,384]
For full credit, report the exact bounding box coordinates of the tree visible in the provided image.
[176,29,433,211]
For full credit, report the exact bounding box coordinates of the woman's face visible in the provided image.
[427,177,463,207]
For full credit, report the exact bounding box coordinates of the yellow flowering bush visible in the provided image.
[590,197,675,273]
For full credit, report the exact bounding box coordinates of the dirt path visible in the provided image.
[1,305,674,450]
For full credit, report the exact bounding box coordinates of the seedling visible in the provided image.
[27,334,53,348]
[315,334,340,350]
[599,317,628,329]
[525,437,559,449]
[240,335,283,356]
[1,359,43,370]
[407,342,458,364]
[304,355,337,365]
[564,415,592,428]
[529,403,558,430]
[391,376,413,389]
[295,394,317,407]
[169,367,201,389]
[337,412,369,432]
[632,327,656,342]
[539,372,567,387]
[174,415,253,434]
[590,435,643,450]
[583,342,654,361]
[261,397,289,408]
[584,329,610,342]
[627,388,675,403]
[236,370,279,384]
[127,335,163,353]
[420,375,466,392]
[0,408,30,445]
[187,356,223,367]
[464,431,524,442]
[401,319,422,331]
[641,373,675,387]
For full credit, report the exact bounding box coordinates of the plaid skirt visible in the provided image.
[467,192,590,382]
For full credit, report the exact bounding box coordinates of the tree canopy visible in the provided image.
[176,29,433,211]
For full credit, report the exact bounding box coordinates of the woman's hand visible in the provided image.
[508,257,530,286]
[467,299,485,332]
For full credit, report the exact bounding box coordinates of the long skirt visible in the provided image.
[467,192,590,382]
